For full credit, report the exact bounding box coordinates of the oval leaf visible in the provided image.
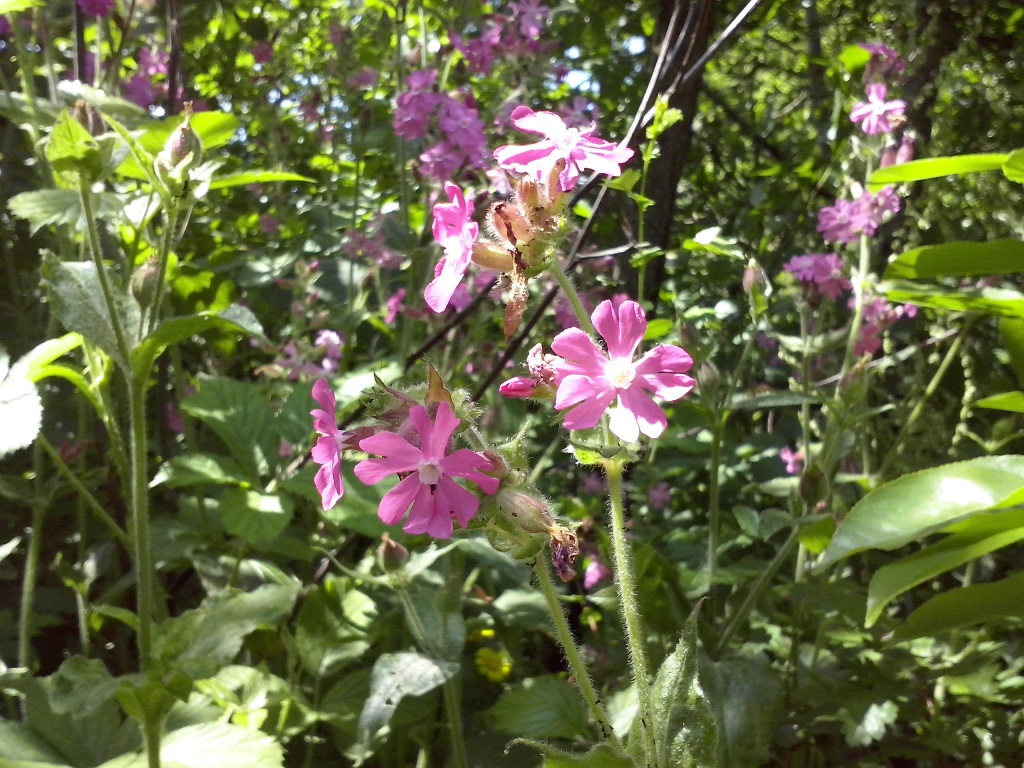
[891,571,1024,641]
[868,153,1008,190]
[818,456,1024,568]
[883,240,1024,280]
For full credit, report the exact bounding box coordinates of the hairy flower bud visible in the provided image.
[376,533,409,572]
[544,158,569,213]
[494,489,554,534]
[73,99,104,137]
[130,257,162,308]
[154,103,202,192]
[489,202,534,249]
[471,240,515,272]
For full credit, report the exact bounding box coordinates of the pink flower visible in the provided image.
[780,447,803,475]
[385,289,406,324]
[259,214,279,235]
[123,74,157,109]
[78,0,115,18]
[354,402,500,539]
[425,182,479,312]
[551,299,695,442]
[512,0,549,41]
[850,84,905,136]
[493,106,634,192]
[311,379,354,510]
[648,481,672,510]
[252,42,274,65]
[858,187,901,228]
[816,198,872,244]
[0,16,10,38]
[858,43,905,82]
[498,376,541,399]
[784,254,852,300]
[583,557,612,590]
[137,47,169,78]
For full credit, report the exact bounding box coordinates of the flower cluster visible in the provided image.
[854,297,917,356]
[784,253,852,300]
[78,0,115,18]
[817,187,901,244]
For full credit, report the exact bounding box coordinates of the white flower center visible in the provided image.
[418,462,442,485]
[606,358,636,390]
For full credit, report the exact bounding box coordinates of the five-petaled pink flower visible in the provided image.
[493,106,634,192]
[850,84,905,136]
[354,402,500,539]
[310,379,353,510]
[425,182,479,313]
[550,300,695,442]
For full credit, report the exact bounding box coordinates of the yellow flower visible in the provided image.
[475,647,513,683]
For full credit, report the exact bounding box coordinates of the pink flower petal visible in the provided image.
[607,401,641,443]
[509,106,569,137]
[554,373,604,410]
[434,475,480,529]
[551,328,606,374]
[559,388,616,431]
[421,402,459,462]
[314,461,344,510]
[403,483,449,537]
[377,474,423,526]
[619,386,669,439]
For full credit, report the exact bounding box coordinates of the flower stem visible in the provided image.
[534,557,622,749]
[604,459,657,767]
[547,256,598,337]
[128,377,156,671]
[17,448,48,673]
[706,418,724,609]
[440,676,468,768]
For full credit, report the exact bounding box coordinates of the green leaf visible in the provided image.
[219,489,293,544]
[975,391,1024,413]
[45,111,102,182]
[96,723,283,768]
[730,391,820,410]
[866,507,1024,627]
[867,153,1009,190]
[817,456,1024,568]
[294,577,376,677]
[880,280,1024,319]
[19,334,83,383]
[1000,317,1024,388]
[0,0,44,13]
[883,239,1024,280]
[41,253,141,371]
[357,652,459,744]
[8,190,127,234]
[837,44,871,72]
[891,571,1024,641]
[636,607,717,768]
[0,719,68,764]
[207,171,315,191]
[131,305,264,379]
[1002,148,1024,183]
[0,345,42,460]
[151,453,252,488]
[488,675,588,741]
[46,657,120,717]
[401,586,465,662]
[506,740,634,768]
[701,656,782,768]
[181,376,277,476]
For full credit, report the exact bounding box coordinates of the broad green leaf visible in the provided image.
[975,392,1024,413]
[867,153,1009,190]
[488,675,588,741]
[294,577,376,677]
[357,652,458,743]
[46,657,120,717]
[701,656,782,768]
[151,453,252,488]
[207,171,315,190]
[181,376,277,476]
[866,507,1024,627]
[818,456,1024,568]
[41,254,141,371]
[8,190,126,234]
[20,334,83,382]
[0,719,68,764]
[884,240,1024,280]
[843,701,898,747]
[880,280,1024,319]
[46,110,102,182]
[837,44,871,72]
[634,608,716,768]
[1002,148,1024,183]
[97,723,283,768]
[1000,317,1024,388]
[891,571,1024,641]
[0,345,42,460]
[219,489,293,544]
[401,586,465,662]
[131,305,264,378]
[507,740,634,768]
[0,0,44,12]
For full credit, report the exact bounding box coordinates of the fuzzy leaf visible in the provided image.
[489,675,588,741]
[219,489,293,544]
[357,652,458,744]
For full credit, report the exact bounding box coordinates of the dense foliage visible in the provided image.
[2,1,1024,767]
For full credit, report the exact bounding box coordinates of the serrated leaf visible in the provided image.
[818,456,1024,568]
[883,239,1024,280]
[866,507,1024,627]
[867,153,1009,190]
[357,652,458,743]
[891,572,1024,641]
[294,577,375,677]
[41,254,140,371]
[45,110,102,182]
[46,657,120,717]
[180,376,277,476]
[207,171,315,190]
[219,489,293,544]
[0,345,42,460]
[489,675,588,741]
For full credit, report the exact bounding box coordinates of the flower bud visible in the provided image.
[489,202,534,249]
[73,99,104,137]
[494,489,554,534]
[895,134,915,165]
[131,257,162,308]
[154,103,202,191]
[879,142,897,169]
[498,376,541,399]
[472,240,515,272]
[798,461,828,506]
[696,361,721,399]
[376,533,409,572]
[742,262,768,297]
[544,158,569,212]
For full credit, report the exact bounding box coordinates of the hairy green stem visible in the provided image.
[876,317,975,480]
[17,468,48,674]
[146,206,180,336]
[605,460,657,767]
[38,435,131,549]
[547,256,598,337]
[128,378,156,670]
[534,557,622,748]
